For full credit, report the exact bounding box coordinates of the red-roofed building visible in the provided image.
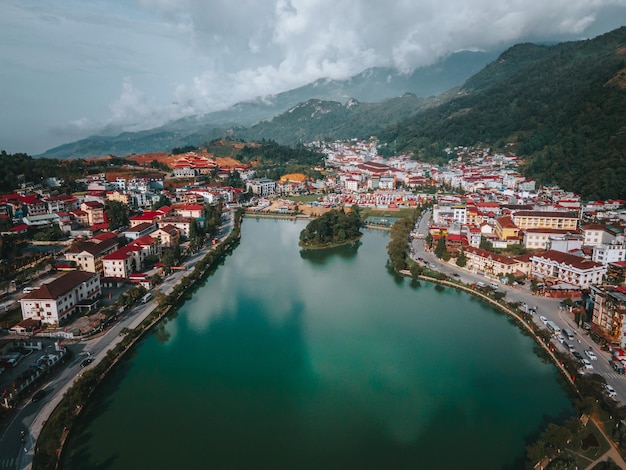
[44,194,79,213]
[464,246,529,278]
[20,194,47,216]
[172,203,204,218]
[130,211,162,227]
[19,271,101,325]
[80,201,106,226]
[530,250,606,289]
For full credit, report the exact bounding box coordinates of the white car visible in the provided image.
[581,358,594,370]
[585,350,598,360]
[539,316,548,324]
[605,384,617,398]
[556,335,565,344]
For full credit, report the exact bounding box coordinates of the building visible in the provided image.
[123,222,157,241]
[593,242,626,265]
[512,210,578,231]
[591,286,626,347]
[464,246,527,278]
[530,250,606,289]
[102,249,135,279]
[80,201,106,226]
[19,271,101,325]
[158,217,194,239]
[64,237,119,274]
[44,194,79,213]
[494,216,520,243]
[151,224,180,248]
[582,224,617,247]
[523,229,581,251]
[246,178,276,197]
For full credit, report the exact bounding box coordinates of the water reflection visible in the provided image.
[299,241,361,265]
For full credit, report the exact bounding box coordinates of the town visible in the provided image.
[1,138,626,468]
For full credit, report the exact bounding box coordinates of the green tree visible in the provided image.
[456,250,467,267]
[152,194,171,210]
[434,233,447,259]
[106,200,129,230]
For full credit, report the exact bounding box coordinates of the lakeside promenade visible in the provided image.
[13,213,237,470]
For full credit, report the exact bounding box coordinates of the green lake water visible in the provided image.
[60,218,573,469]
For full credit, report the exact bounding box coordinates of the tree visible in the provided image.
[425,232,433,249]
[479,236,494,251]
[456,250,467,267]
[434,233,447,259]
[531,278,539,294]
[409,263,423,279]
[152,194,171,210]
[106,201,129,230]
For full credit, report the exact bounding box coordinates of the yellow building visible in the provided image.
[512,210,578,231]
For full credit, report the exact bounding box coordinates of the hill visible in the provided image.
[379,27,626,199]
[37,51,496,159]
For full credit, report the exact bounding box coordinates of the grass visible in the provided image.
[576,420,611,462]
[284,194,321,203]
[0,306,24,328]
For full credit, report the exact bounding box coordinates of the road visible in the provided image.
[0,210,235,470]
[410,210,624,404]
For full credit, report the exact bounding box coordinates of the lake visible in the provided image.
[60,218,572,469]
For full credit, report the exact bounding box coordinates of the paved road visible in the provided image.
[0,210,236,470]
[410,210,624,404]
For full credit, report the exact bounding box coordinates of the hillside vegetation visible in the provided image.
[379,27,626,199]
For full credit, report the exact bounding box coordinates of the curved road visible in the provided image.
[411,210,625,404]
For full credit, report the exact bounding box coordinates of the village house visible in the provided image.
[19,271,101,325]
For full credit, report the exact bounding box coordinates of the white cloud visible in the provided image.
[2,0,626,154]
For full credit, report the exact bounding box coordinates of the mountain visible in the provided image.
[379,26,626,199]
[37,50,498,159]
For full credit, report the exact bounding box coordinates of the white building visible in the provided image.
[246,178,276,197]
[593,243,626,265]
[530,250,606,289]
[19,271,101,325]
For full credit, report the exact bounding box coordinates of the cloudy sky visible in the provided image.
[2,0,625,155]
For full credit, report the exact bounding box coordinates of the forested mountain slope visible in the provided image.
[379,27,626,199]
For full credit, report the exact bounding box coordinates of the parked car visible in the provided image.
[605,384,617,398]
[581,359,594,370]
[565,342,575,352]
[585,350,598,360]
[573,351,584,360]
[556,335,566,344]
[539,316,548,324]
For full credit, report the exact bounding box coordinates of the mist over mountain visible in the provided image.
[37,50,498,159]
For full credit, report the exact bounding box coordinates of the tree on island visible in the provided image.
[299,206,362,248]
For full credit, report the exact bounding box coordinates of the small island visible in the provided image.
[299,206,363,249]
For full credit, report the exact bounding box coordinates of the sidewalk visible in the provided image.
[17,239,219,470]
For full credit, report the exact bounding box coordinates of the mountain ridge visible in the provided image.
[37,50,498,159]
